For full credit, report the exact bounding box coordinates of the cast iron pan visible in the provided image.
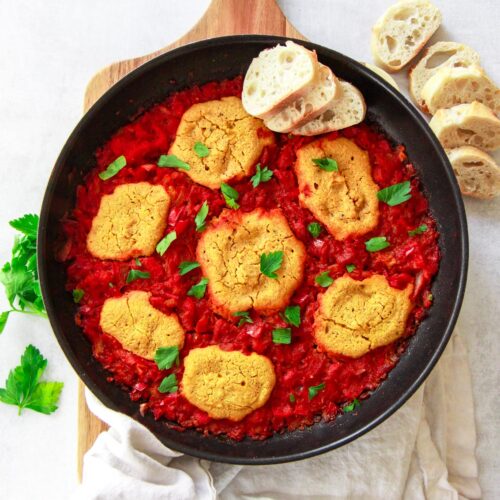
[38,35,468,465]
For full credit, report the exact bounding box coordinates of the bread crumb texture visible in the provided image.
[294,137,379,240]
[314,275,413,358]
[100,291,184,359]
[169,97,274,189]
[87,182,170,261]
[181,345,276,421]
[196,208,305,316]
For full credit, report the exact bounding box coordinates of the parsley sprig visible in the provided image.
[377,181,412,206]
[260,251,284,279]
[221,183,240,209]
[313,157,338,172]
[233,311,253,327]
[193,142,210,158]
[251,164,273,187]
[154,346,180,370]
[157,154,190,171]
[0,214,47,334]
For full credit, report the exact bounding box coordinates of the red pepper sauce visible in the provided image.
[63,76,440,440]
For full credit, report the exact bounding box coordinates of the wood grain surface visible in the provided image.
[78,0,304,480]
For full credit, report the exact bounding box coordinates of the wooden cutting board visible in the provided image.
[78,0,305,479]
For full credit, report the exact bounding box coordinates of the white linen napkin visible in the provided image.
[74,332,481,500]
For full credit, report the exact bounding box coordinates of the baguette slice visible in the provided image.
[264,64,340,133]
[409,41,480,111]
[364,63,400,90]
[447,146,500,199]
[242,41,318,120]
[430,102,500,151]
[291,81,366,136]
[421,65,500,115]
[371,0,442,72]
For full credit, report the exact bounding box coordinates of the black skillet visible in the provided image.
[38,35,468,465]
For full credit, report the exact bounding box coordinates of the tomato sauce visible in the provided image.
[63,76,440,440]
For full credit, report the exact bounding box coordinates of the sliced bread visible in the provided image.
[291,81,366,136]
[371,0,442,72]
[447,146,500,199]
[264,64,340,133]
[421,65,500,115]
[409,41,480,111]
[364,62,400,89]
[430,102,500,151]
[242,41,318,120]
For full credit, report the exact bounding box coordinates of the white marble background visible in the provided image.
[0,1,498,498]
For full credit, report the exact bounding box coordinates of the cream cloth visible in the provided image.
[75,332,480,500]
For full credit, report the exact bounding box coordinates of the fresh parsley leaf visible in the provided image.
[377,181,412,206]
[312,157,338,172]
[428,293,434,303]
[289,393,296,403]
[308,382,325,400]
[98,155,127,180]
[0,344,63,415]
[307,222,322,238]
[72,289,84,303]
[365,236,390,252]
[220,183,240,210]
[158,373,178,394]
[193,142,210,158]
[343,398,361,413]
[126,269,151,284]
[156,231,177,256]
[134,257,142,267]
[233,311,253,327]
[408,224,428,236]
[315,271,334,287]
[187,277,209,299]
[346,264,356,273]
[195,201,209,231]
[0,311,10,334]
[272,328,291,344]
[9,214,39,238]
[157,154,190,171]
[283,305,301,327]
[260,251,284,279]
[178,261,200,276]
[251,164,273,187]
[154,346,180,370]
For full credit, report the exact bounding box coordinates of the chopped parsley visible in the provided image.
[187,277,209,299]
[156,231,177,256]
[0,344,63,415]
[178,261,200,276]
[157,154,190,171]
[289,393,296,403]
[312,157,338,172]
[408,224,428,236]
[158,373,178,394]
[233,311,253,327]
[283,305,301,327]
[154,346,180,370]
[195,201,209,231]
[377,181,412,206]
[315,271,334,287]
[251,164,273,187]
[343,398,361,413]
[272,328,292,344]
[365,236,390,252]
[98,155,126,180]
[346,264,356,273]
[72,289,84,303]
[260,251,284,279]
[308,382,325,400]
[220,183,240,209]
[134,257,142,267]
[193,142,210,158]
[126,269,151,284]
[307,222,322,238]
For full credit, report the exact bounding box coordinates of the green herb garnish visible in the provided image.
[154,346,180,370]
[307,222,322,238]
[251,164,273,187]
[158,373,178,394]
[343,398,361,413]
[377,181,412,206]
[346,264,356,273]
[283,305,301,327]
[220,183,240,209]
[365,236,390,252]
[193,142,210,158]
[156,231,177,256]
[195,201,209,231]
[0,345,63,415]
[272,328,292,344]
[157,154,190,171]
[98,155,127,180]
[312,157,338,172]
[134,257,142,267]
[308,382,326,400]
[126,269,151,284]
[408,224,428,236]
[233,311,253,327]
[72,289,84,304]
[187,277,209,299]
[315,271,334,287]
[260,251,284,279]
[178,261,200,276]
[289,393,296,403]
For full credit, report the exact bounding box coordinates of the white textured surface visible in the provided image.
[0,1,498,498]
